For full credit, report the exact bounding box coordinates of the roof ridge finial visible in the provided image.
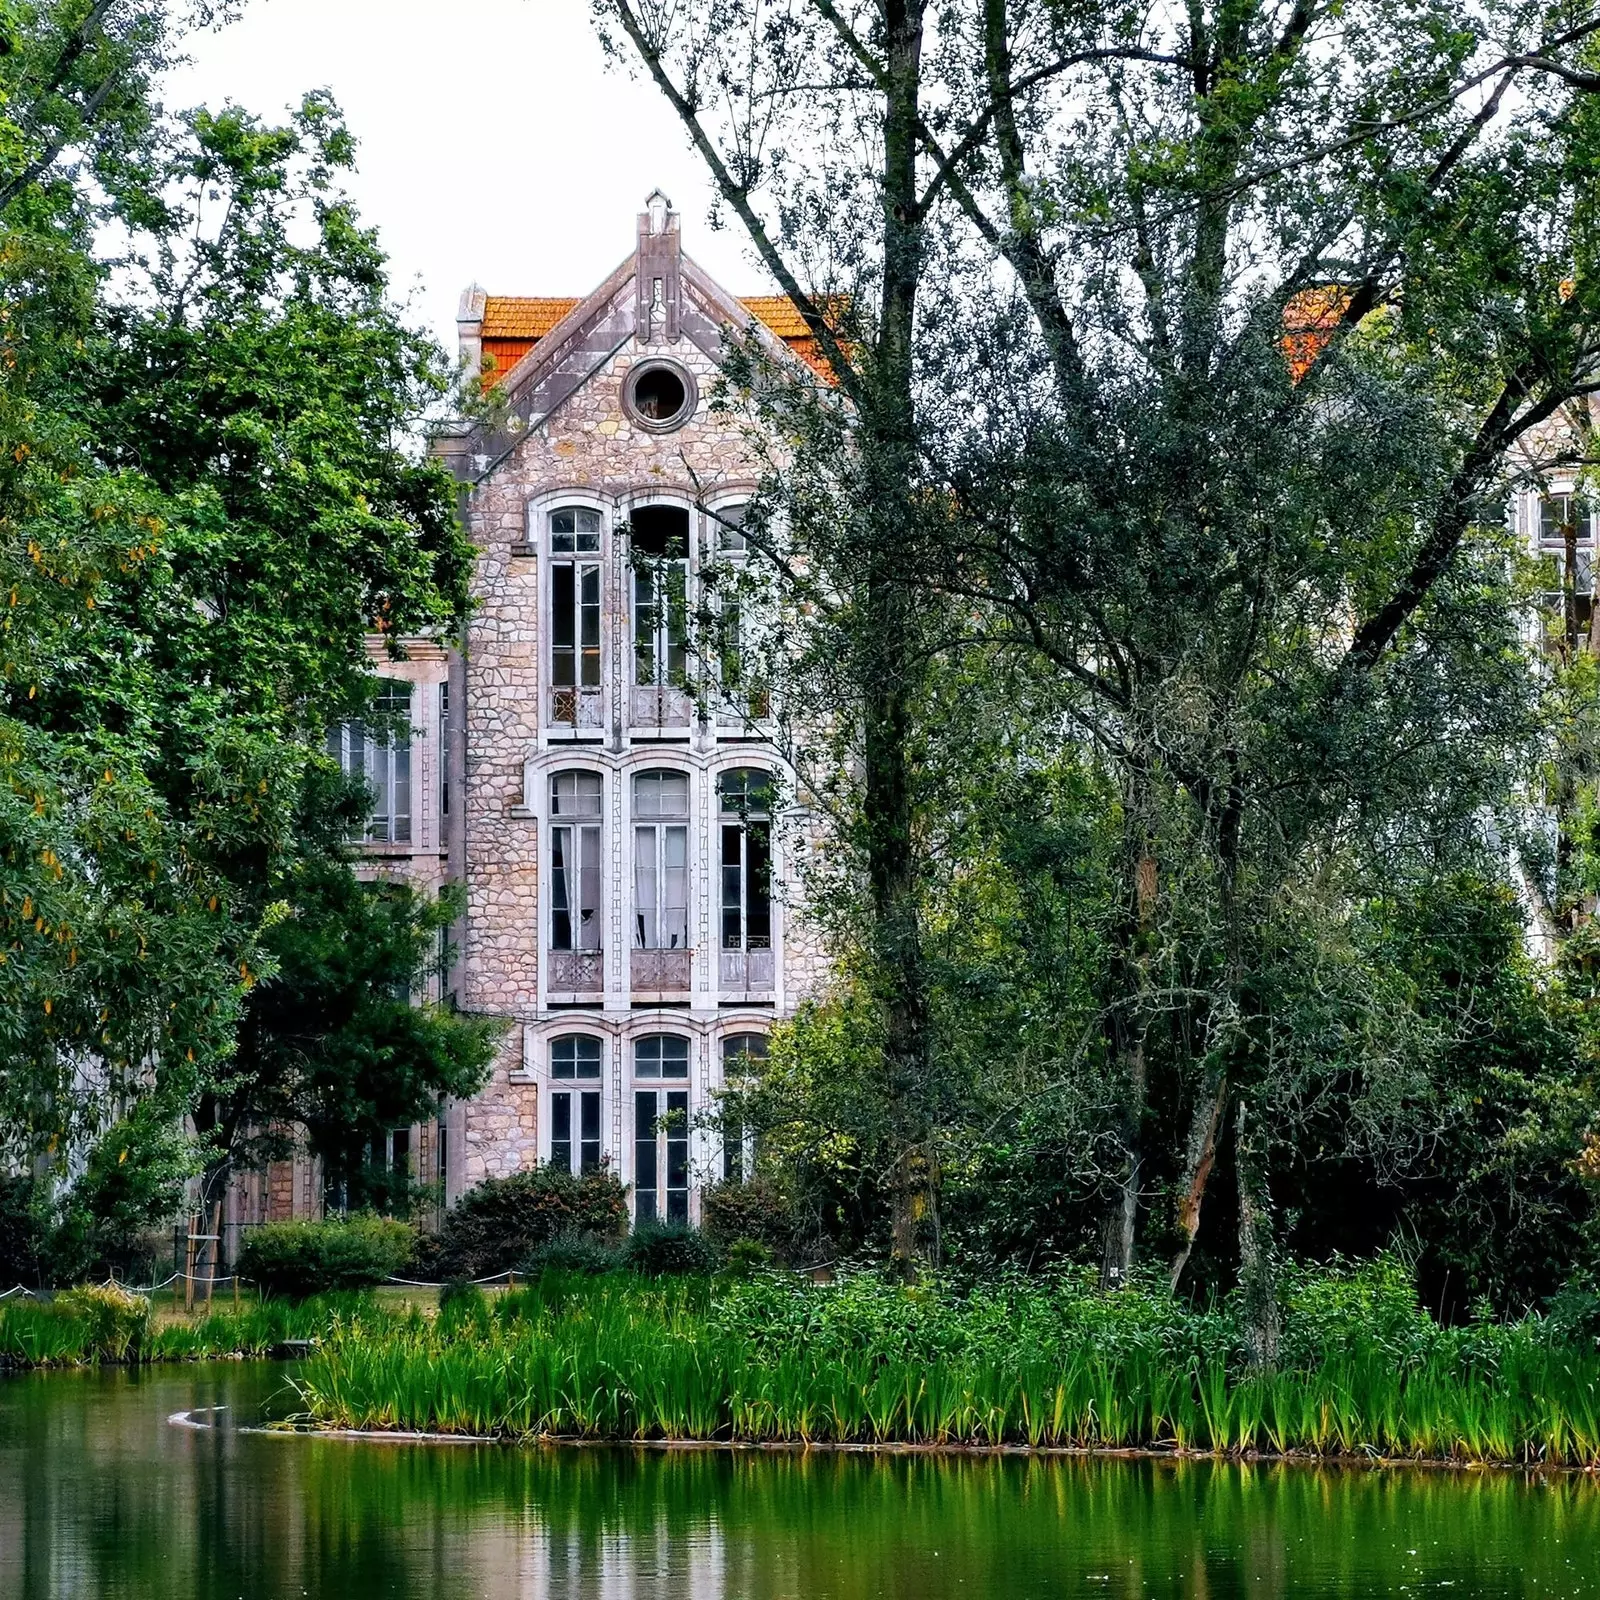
[645,189,672,236]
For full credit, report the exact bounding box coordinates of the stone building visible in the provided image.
[247,195,825,1232]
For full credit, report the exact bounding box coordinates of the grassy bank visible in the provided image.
[0,1286,408,1367]
[287,1264,1600,1465]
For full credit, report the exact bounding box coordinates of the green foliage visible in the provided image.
[0,1175,49,1287]
[47,1282,149,1361]
[622,1221,716,1277]
[236,1215,414,1301]
[522,1231,623,1278]
[290,1264,1600,1462]
[0,6,480,1209]
[700,1179,804,1261]
[237,863,498,1205]
[430,1166,629,1281]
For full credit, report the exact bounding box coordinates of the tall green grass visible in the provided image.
[288,1265,1600,1465]
[0,1290,398,1367]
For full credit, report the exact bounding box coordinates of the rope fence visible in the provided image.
[0,1267,527,1303]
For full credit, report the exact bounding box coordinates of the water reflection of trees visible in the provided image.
[4,1373,1600,1599]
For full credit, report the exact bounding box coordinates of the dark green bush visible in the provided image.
[624,1219,716,1276]
[237,1216,414,1300]
[522,1230,621,1278]
[721,1237,775,1276]
[0,1177,49,1288]
[700,1179,801,1261]
[435,1165,627,1279]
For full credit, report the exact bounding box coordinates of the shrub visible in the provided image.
[523,1231,621,1278]
[435,1165,627,1279]
[0,1177,49,1289]
[51,1282,151,1361]
[721,1238,775,1277]
[700,1179,801,1261]
[623,1219,716,1276]
[238,1216,414,1300]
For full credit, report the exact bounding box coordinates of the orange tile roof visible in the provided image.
[475,293,838,381]
[480,297,581,339]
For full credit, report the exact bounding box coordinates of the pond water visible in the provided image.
[2,1362,1599,1598]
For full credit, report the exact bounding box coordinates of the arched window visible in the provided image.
[720,1033,767,1182]
[633,1034,690,1222]
[633,771,690,951]
[549,1035,602,1174]
[719,771,772,988]
[549,507,602,728]
[630,506,689,689]
[550,772,602,952]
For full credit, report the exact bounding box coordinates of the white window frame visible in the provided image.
[632,1034,692,1222]
[547,1034,605,1175]
[329,681,414,844]
[632,770,691,951]
[549,771,603,952]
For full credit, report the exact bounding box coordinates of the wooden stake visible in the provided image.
[184,1214,197,1314]
[203,1200,221,1316]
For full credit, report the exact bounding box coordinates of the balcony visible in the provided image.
[720,947,775,992]
[629,684,693,730]
[631,947,692,994]
[548,950,604,995]
[550,686,604,732]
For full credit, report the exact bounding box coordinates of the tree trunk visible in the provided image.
[1234,1097,1279,1367]
[1168,1072,1229,1291]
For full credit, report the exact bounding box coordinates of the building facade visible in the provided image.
[238,196,823,1234]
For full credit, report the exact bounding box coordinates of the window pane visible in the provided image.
[634,824,658,949]
[579,566,601,685]
[662,826,688,949]
[634,1091,658,1216]
[666,1088,689,1192]
[551,1092,573,1174]
[551,827,573,949]
[747,820,771,948]
[634,771,689,818]
[659,1037,689,1079]
[635,1036,661,1079]
[717,502,748,553]
[552,772,602,818]
[552,1035,603,1080]
[634,568,658,685]
[580,1091,601,1173]
[391,739,411,844]
[721,825,743,949]
[551,508,576,552]
[720,768,772,816]
[576,824,601,950]
[552,564,576,686]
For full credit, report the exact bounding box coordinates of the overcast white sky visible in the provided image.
[163,0,766,353]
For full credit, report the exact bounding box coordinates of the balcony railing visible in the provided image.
[548,950,604,994]
[550,686,604,731]
[720,947,775,991]
[629,684,693,729]
[631,947,692,992]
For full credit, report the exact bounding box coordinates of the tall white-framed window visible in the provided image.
[630,505,689,689]
[720,768,772,952]
[550,507,603,727]
[328,681,414,843]
[633,770,690,950]
[1539,492,1595,596]
[720,1032,767,1182]
[549,1034,603,1174]
[633,1034,691,1221]
[550,772,602,951]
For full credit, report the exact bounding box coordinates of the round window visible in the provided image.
[624,360,697,432]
